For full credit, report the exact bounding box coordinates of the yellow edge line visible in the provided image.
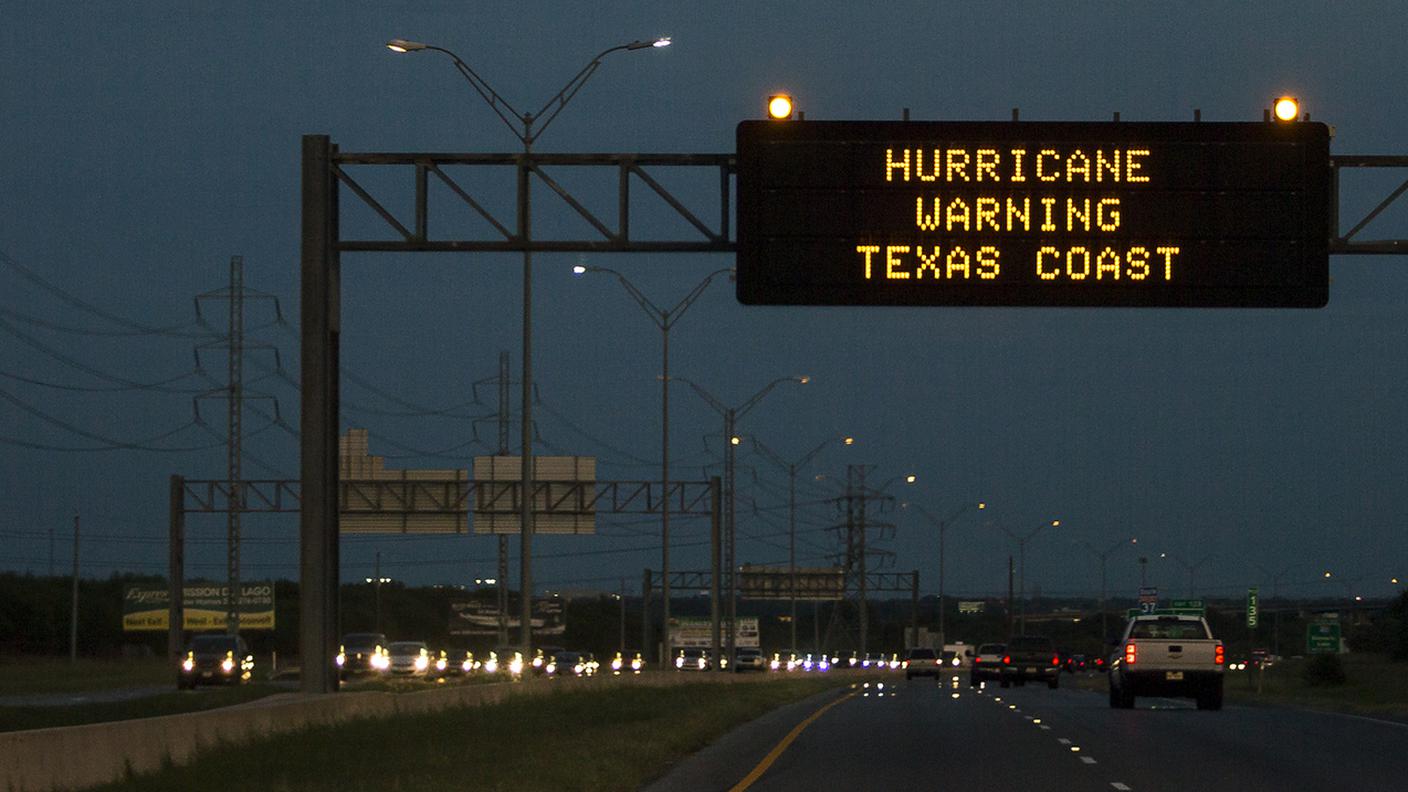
[729,690,858,792]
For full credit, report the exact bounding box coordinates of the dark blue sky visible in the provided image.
[2,1,1405,603]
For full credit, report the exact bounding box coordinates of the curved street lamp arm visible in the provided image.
[424,46,528,141]
[662,268,733,328]
[674,376,727,416]
[752,433,834,475]
[528,44,633,143]
[737,376,802,420]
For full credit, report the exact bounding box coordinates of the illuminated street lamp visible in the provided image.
[995,518,1061,635]
[572,264,729,665]
[903,501,986,648]
[1273,96,1301,122]
[386,34,669,655]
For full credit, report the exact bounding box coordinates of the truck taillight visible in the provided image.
[1124,643,1137,664]
[1215,644,1225,665]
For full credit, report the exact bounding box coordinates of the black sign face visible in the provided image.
[736,120,1330,307]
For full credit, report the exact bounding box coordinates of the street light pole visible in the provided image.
[1079,537,1137,641]
[574,266,729,663]
[904,501,986,648]
[1159,551,1213,599]
[677,375,808,664]
[995,518,1060,636]
[387,35,670,656]
[753,434,846,651]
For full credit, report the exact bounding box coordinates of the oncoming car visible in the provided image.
[388,641,433,677]
[178,634,254,688]
[675,647,711,671]
[337,632,390,679]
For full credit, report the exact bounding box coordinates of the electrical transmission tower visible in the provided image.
[821,464,897,655]
[193,256,283,634]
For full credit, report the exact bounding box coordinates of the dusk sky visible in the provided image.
[3,1,1406,606]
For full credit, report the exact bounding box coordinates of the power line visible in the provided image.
[0,248,209,338]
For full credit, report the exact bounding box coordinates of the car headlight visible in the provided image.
[462,659,473,672]
[485,659,499,674]
[414,655,429,671]
[509,656,524,675]
[436,658,447,671]
[372,653,391,671]
[221,657,235,673]
[612,659,623,671]
[697,658,706,669]
[335,653,345,667]
[676,657,685,669]
[631,659,642,671]
[181,657,194,672]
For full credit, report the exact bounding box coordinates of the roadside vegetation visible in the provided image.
[92,676,843,792]
[0,684,283,732]
[0,656,171,696]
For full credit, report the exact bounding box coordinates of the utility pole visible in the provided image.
[1006,555,1015,637]
[69,513,80,664]
[753,435,843,653]
[856,466,869,656]
[374,551,383,633]
[496,351,511,646]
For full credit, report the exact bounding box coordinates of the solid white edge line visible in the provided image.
[1303,710,1408,730]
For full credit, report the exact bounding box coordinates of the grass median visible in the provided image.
[0,657,171,696]
[93,675,845,792]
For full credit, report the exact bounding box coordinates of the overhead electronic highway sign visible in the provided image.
[736,120,1330,308]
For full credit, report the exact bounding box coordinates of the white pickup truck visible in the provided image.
[1108,614,1225,710]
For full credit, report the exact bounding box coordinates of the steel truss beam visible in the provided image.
[177,479,713,515]
[648,570,916,594]
[1331,155,1408,254]
[333,152,736,253]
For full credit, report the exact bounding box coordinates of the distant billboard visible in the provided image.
[670,617,759,649]
[123,582,275,631]
[340,428,469,534]
[473,455,596,535]
[448,597,565,637]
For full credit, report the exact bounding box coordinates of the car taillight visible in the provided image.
[1214,644,1225,665]
[1125,643,1137,664]
[1051,655,1060,666]
[1002,655,1011,665]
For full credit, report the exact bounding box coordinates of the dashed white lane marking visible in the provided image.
[1080,757,1097,765]
[1039,725,1052,730]
[1057,738,1072,745]
[1111,783,1132,791]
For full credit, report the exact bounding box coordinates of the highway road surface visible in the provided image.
[646,674,1408,791]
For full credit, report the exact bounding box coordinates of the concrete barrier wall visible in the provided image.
[0,670,836,792]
